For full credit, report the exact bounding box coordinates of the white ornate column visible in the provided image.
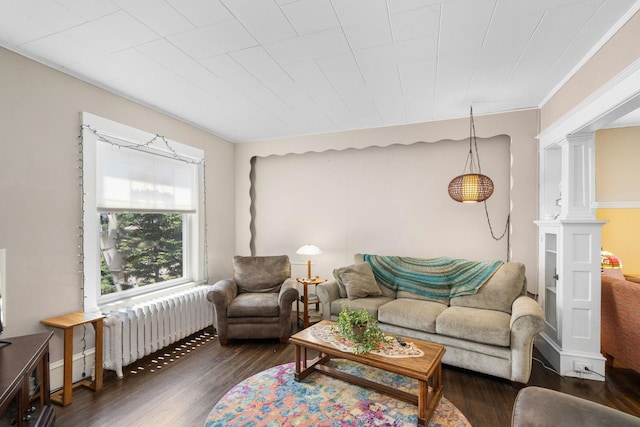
[559,134,596,219]
[536,132,606,381]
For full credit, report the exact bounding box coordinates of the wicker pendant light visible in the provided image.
[448,106,494,203]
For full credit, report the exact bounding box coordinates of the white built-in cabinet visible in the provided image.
[540,229,558,341]
[535,133,606,381]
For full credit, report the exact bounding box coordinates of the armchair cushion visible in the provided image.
[233,255,290,293]
[228,293,280,317]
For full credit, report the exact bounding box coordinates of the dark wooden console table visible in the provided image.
[0,331,55,426]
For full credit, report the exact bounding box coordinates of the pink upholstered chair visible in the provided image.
[601,274,640,374]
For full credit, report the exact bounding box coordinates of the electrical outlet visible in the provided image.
[574,361,592,372]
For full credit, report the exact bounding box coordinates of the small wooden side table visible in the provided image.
[296,277,326,328]
[40,311,105,406]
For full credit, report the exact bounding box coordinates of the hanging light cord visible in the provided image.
[468,105,482,174]
[484,201,511,261]
[472,105,510,260]
[81,324,87,378]
[460,105,486,175]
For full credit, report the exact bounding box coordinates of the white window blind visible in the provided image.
[96,141,198,212]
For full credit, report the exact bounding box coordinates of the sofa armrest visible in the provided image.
[278,278,300,312]
[510,295,545,331]
[509,295,546,383]
[317,279,340,321]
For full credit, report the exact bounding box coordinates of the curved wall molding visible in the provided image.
[236,109,540,291]
[249,136,511,264]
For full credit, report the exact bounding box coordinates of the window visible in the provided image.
[100,212,184,295]
[82,113,206,310]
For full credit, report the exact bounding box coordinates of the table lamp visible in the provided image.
[296,244,322,279]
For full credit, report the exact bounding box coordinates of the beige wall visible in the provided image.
[597,208,640,275]
[596,126,640,202]
[253,136,510,279]
[0,47,236,360]
[541,10,640,130]
[236,109,540,290]
[596,126,640,275]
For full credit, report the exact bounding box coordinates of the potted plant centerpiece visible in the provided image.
[333,307,391,354]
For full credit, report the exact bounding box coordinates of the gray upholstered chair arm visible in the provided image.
[317,279,340,321]
[278,278,299,309]
[512,386,640,426]
[207,279,238,340]
[277,278,299,340]
[207,279,237,307]
[509,295,546,383]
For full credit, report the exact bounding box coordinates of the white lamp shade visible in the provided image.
[296,244,322,256]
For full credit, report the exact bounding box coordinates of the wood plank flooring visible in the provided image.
[54,324,640,427]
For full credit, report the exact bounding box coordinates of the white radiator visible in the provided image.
[103,285,213,378]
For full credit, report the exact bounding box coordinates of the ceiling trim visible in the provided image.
[539,1,640,108]
[538,56,640,147]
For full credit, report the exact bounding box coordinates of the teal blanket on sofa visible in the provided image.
[363,254,503,299]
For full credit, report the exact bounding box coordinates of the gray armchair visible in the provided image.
[207,255,299,345]
[512,386,640,426]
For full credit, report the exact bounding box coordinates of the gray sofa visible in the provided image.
[316,254,545,384]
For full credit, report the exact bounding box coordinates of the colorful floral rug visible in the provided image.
[205,359,470,427]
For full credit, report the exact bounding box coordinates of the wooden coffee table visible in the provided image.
[290,320,445,426]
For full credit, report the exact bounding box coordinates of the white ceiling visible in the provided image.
[606,108,640,129]
[1,0,638,142]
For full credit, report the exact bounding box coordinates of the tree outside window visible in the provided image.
[100,212,184,295]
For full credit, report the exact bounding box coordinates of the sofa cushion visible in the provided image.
[397,290,450,305]
[233,255,290,293]
[330,296,393,319]
[378,298,448,333]
[227,293,280,317]
[436,306,511,347]
[353,254,396,298]
[449,262,525,314]
[333,270,348,298]
[333,262,382,300]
